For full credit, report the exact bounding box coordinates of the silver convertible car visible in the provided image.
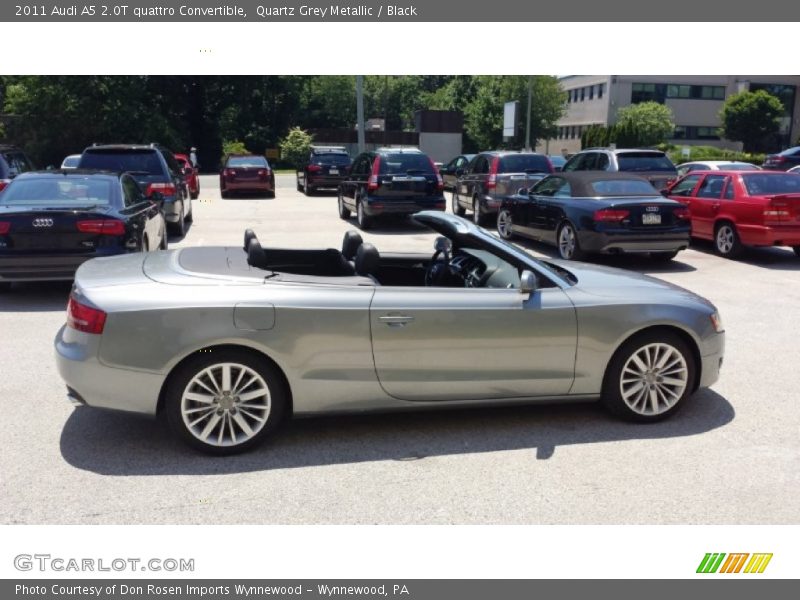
[55,212,725,454]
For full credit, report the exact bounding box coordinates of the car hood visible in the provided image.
[548,258,715,309]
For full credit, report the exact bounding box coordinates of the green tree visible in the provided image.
[279,127,313,168]
[613,102,675,147]
[222,140,249,156]
[719,90,783,152]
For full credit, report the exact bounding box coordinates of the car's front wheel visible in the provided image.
[356,196,372,230]
[557,222,586,260]
[601,330,695,422]
[497,208,514,240]
[165,349,288,455]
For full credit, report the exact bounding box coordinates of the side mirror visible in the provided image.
[520,270,537,295]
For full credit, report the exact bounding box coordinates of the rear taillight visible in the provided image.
[0,179,10,192]
[428,158,444,191]
[77,219,126,236]
[771,156,786,164]
[764,201,790,222]
[257,169,268,179]
[67,296,107,335]
[673,207,691,220]
[146,182,177,197]
[307,164,322,173]
[487,156,500,190]
[368,156,381,191]
[593,209,630,222]
[224,169,236,178]
[0,221,10,235]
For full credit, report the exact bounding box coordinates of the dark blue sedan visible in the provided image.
[496,171,691,261]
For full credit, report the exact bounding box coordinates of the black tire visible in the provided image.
[304,178,314,196]
[296,176,303,192]
[557,222,586,261]
[651,250,679,262]
[159,231,168,250]
[472,196,488,227]
[164,348,289,455]
[185,199,193,222]
[221,189,229,199]
[338,190,351,219]
[356,196,372,230]
[142,235,150,252]
[793,246,800,258]
[714,222,743,258]
[496,208,514,240]
[452,191,466,217]
[169,205,186,237]
[190,191,199,200]
[601,330,696,423]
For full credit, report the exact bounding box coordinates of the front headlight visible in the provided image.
[710,311,724,333]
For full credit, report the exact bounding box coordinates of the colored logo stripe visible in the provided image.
[697,553,772,574]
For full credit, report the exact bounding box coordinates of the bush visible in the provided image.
[667,145,765,166]
[222,140,249,156]
[279,127,313,169]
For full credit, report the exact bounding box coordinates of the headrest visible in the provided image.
[247,238,267,268]
[244,229,257,251]
[355,243,380,276]
[342,230,363,261]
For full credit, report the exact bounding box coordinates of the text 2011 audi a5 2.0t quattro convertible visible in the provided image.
[55,212,725,454]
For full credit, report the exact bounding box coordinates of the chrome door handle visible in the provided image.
[379,315,415,327]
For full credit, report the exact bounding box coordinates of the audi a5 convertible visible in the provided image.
[55,212,725,454]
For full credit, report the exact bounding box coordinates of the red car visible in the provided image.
[666,170,800,258]
[175,153,200,199]
[220,154,274,198]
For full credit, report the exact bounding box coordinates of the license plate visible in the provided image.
[642,213,662,225]
[329,169,339,175]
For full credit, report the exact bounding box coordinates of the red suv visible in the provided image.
[175,153,200,199]
[666,170,800,258]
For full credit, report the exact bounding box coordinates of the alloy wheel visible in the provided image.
[497,209,513,239]
[180,362,272,448]
[619,343,688,416]
[558,225,577,259]
[716,225,735,255]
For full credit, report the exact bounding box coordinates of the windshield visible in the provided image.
[79,150,162,175]
[742,173,800,195]
[61,156,81,168]
[379,153,434,175]
[616,152,676,172]
[1,177,113,206]
[590,179,659,196]
[718,163,758,171]
[499,154,552,173]
[227,156,268,168]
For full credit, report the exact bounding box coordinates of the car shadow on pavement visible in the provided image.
[0,281,72,312]
[688,239,800,271]
[59,388,734,476]
[509,237,698,273]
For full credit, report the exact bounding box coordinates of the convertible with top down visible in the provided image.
[55,212,725,454]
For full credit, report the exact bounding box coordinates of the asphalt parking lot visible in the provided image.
[1,173,798,524]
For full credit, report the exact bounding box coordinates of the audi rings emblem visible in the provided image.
[32,218,54,227]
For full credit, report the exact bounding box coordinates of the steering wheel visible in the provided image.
[425,236,454,286]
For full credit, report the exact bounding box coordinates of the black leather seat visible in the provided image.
[247,238,267,268]
[244,229,257,251]
[342,230,363,262]
[355,243,380,284]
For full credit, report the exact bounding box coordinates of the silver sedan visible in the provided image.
[55,212,725,454]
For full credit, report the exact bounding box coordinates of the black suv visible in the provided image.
[338,148,445,230]
[77,144,192,235]
[0,145,36,193]
[562,148,678,191]
[296,146,352,195]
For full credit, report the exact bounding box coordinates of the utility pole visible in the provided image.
[525,75,533,151]
[356,75,365,154]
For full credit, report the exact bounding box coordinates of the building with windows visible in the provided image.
[539,75,800,156]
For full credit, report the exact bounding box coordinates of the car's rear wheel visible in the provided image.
[356,195,372,230]
[170,205,186,237]
[557,222,586,260]
[303,178,314,196]
[472,196,487,226]
[296,176,303,192]
[185,198,193,222]
[497,209,514,240]
[792,246,800,258]
[714,222,743,258]
[338,190,351,219]
[452,191,465,216]
[651,250,679,262]
[601,330,695,422]
[165,349,288,455]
